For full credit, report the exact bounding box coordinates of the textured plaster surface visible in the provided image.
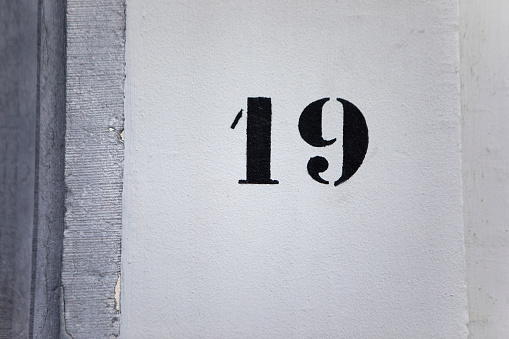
[61,0,125,337]
[122,1,468,337]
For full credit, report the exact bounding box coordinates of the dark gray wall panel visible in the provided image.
[1,0,120,337]
[61,1,125,337]
[0,1,38,337]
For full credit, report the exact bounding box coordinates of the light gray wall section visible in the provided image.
[30,0,67,338]
[61,0,125,337]
[0,1,38,337]
[460,0,509,337]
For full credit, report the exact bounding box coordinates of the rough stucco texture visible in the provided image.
[122,1,468,337]
[62,0,125,337]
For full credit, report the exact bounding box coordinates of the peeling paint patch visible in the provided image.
[120,130,125,141]
[115,275,121,311]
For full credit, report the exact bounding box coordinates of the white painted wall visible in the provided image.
[122,1,468,337]
[460,1,509,337]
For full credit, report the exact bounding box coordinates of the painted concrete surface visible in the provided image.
[3,0,508,337]
[460,1,509,337]
[122,1,468,337]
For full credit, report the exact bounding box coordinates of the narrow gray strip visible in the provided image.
[61,0,125,337]
[29,0,67,337]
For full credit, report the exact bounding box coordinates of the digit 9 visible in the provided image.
[298,98,368,186]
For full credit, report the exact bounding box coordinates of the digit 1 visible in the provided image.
[239,97,279,184]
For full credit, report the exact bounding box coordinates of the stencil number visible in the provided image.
[234,97,368,185]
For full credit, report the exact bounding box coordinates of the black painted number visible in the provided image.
[233,97,368,186]
[238,98,279,184]
[299,98,369,186]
